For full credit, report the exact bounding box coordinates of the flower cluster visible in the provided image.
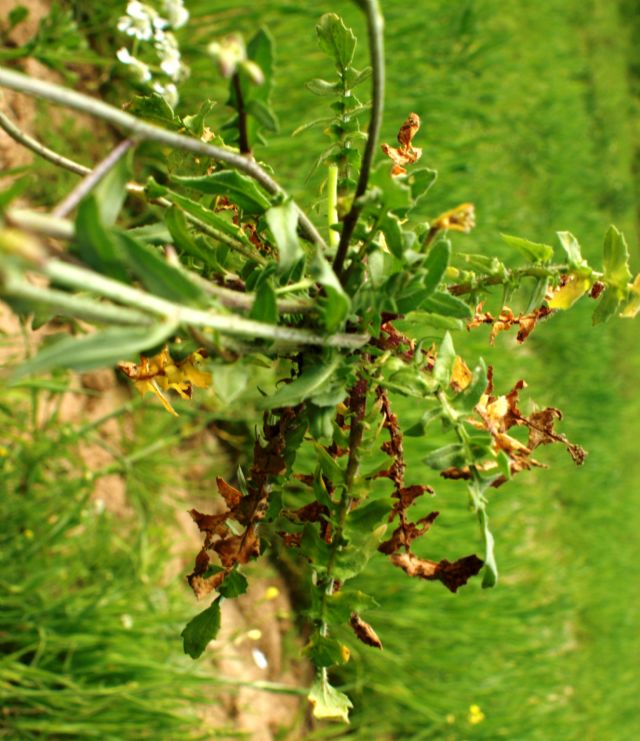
[116,1,189,108]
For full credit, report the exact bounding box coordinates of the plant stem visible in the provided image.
[231,72,251,155]
[52,139,134,218]
[1,270,153,326]
[0,104,91,176]
[332,0,385,279]
[5,208,310,314]
[448,264,572,296]
[319,375,368,632]
[41,259,369,349]
[0,66,327,250]
[326,164,339,250]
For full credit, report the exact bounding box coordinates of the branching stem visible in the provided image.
[0,66,327,250]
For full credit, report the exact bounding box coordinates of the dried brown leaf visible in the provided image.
[389,551,483,592]
[350,613,383,649]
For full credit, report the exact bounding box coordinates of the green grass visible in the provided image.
[0,379,232,739]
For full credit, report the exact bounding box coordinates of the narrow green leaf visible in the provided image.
[12,323,175,379]
[423,443,466,470]
[316,13,356,72]
[433,331,455,386]
[116,231,206,304]
[182,99,216,138]
[310,251,351,332]
[74,197,127,281]
[249,281,278,324]
[478,508,498,588]
[265,201,303,274]
[601,225,632,289]
[305,78,341,96]
[260,355,342,409]
[246,98,279,132]
[149,179,252,246]
[172,171,271,214]
[501,233,553,263]
[556,231,588,270]
[592,289,621,325]
[95,151,131,226]
[164,206,217,266]
[181,598,222,659]
[423,239,451,294]
[421,291,472,319]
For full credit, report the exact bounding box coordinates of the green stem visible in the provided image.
[41,259,369,349]
[0,66,327,250]
[326,164,339,250]
[448,264,584,296]
[332,0,385,279]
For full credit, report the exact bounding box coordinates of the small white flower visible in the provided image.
[163,0,189,29]
[155,31,183,80]
[153,81,179,108]
[116,47,152,82]
[117,2,166,41]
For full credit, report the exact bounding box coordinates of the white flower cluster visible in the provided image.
[116,0,189,108]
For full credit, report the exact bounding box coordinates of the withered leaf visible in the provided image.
[213,529,260,569]
[389,551,483,592]
[527,408,587,465]
[378,511,439,555]
[189,509,229,538]
[216,476,243,508]
[450,355,473,392]
[381,112,423,176]
[350,612,383,649]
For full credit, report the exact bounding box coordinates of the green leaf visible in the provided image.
[0,175,31,210]
[172,171,271,214]
[292,116,334,136]
[149,179,252,246]
[181,598,222,659]
[308,676,352,723]
[478,508,498,588]
[601,225,632,289]
[265,201,303,274]
[433,331,456,386]
[379,213,404,259]
[310,251,351,332]
[182,99,216,138]
[324,590,378,623]
[249,281,278,324]
[129,93,179,127]
[306,78,341,96]
[74,197,127,281]
[410,312,464,331]
[456,359,488,413]
[316,13,356,72]
[344,65,372,88]
[116,231,206,304]
[345,498,392,532]
[423,239,451,294]
[592,288,621,325]
[556,231,588,270]
[314,443,345,484]
[305,635,347,668]
[260,355,342,409]
[368,161,412,214]
[421,291,472,319]
[404,407,443,437]
[526,276,549,313]
[246,98,279,132]
[423,443,466,470]
[218,570,248,598]
[407,168,438,211]
[94,151,131,226]
[300,523,331,569]
[164,206,218,266]
[500,234,553,263]
[12,323,175,380]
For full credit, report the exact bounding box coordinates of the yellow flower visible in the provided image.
[468,703,485,725]
[118,346,212,416]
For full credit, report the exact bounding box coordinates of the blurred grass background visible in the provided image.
[2,0,640,738]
